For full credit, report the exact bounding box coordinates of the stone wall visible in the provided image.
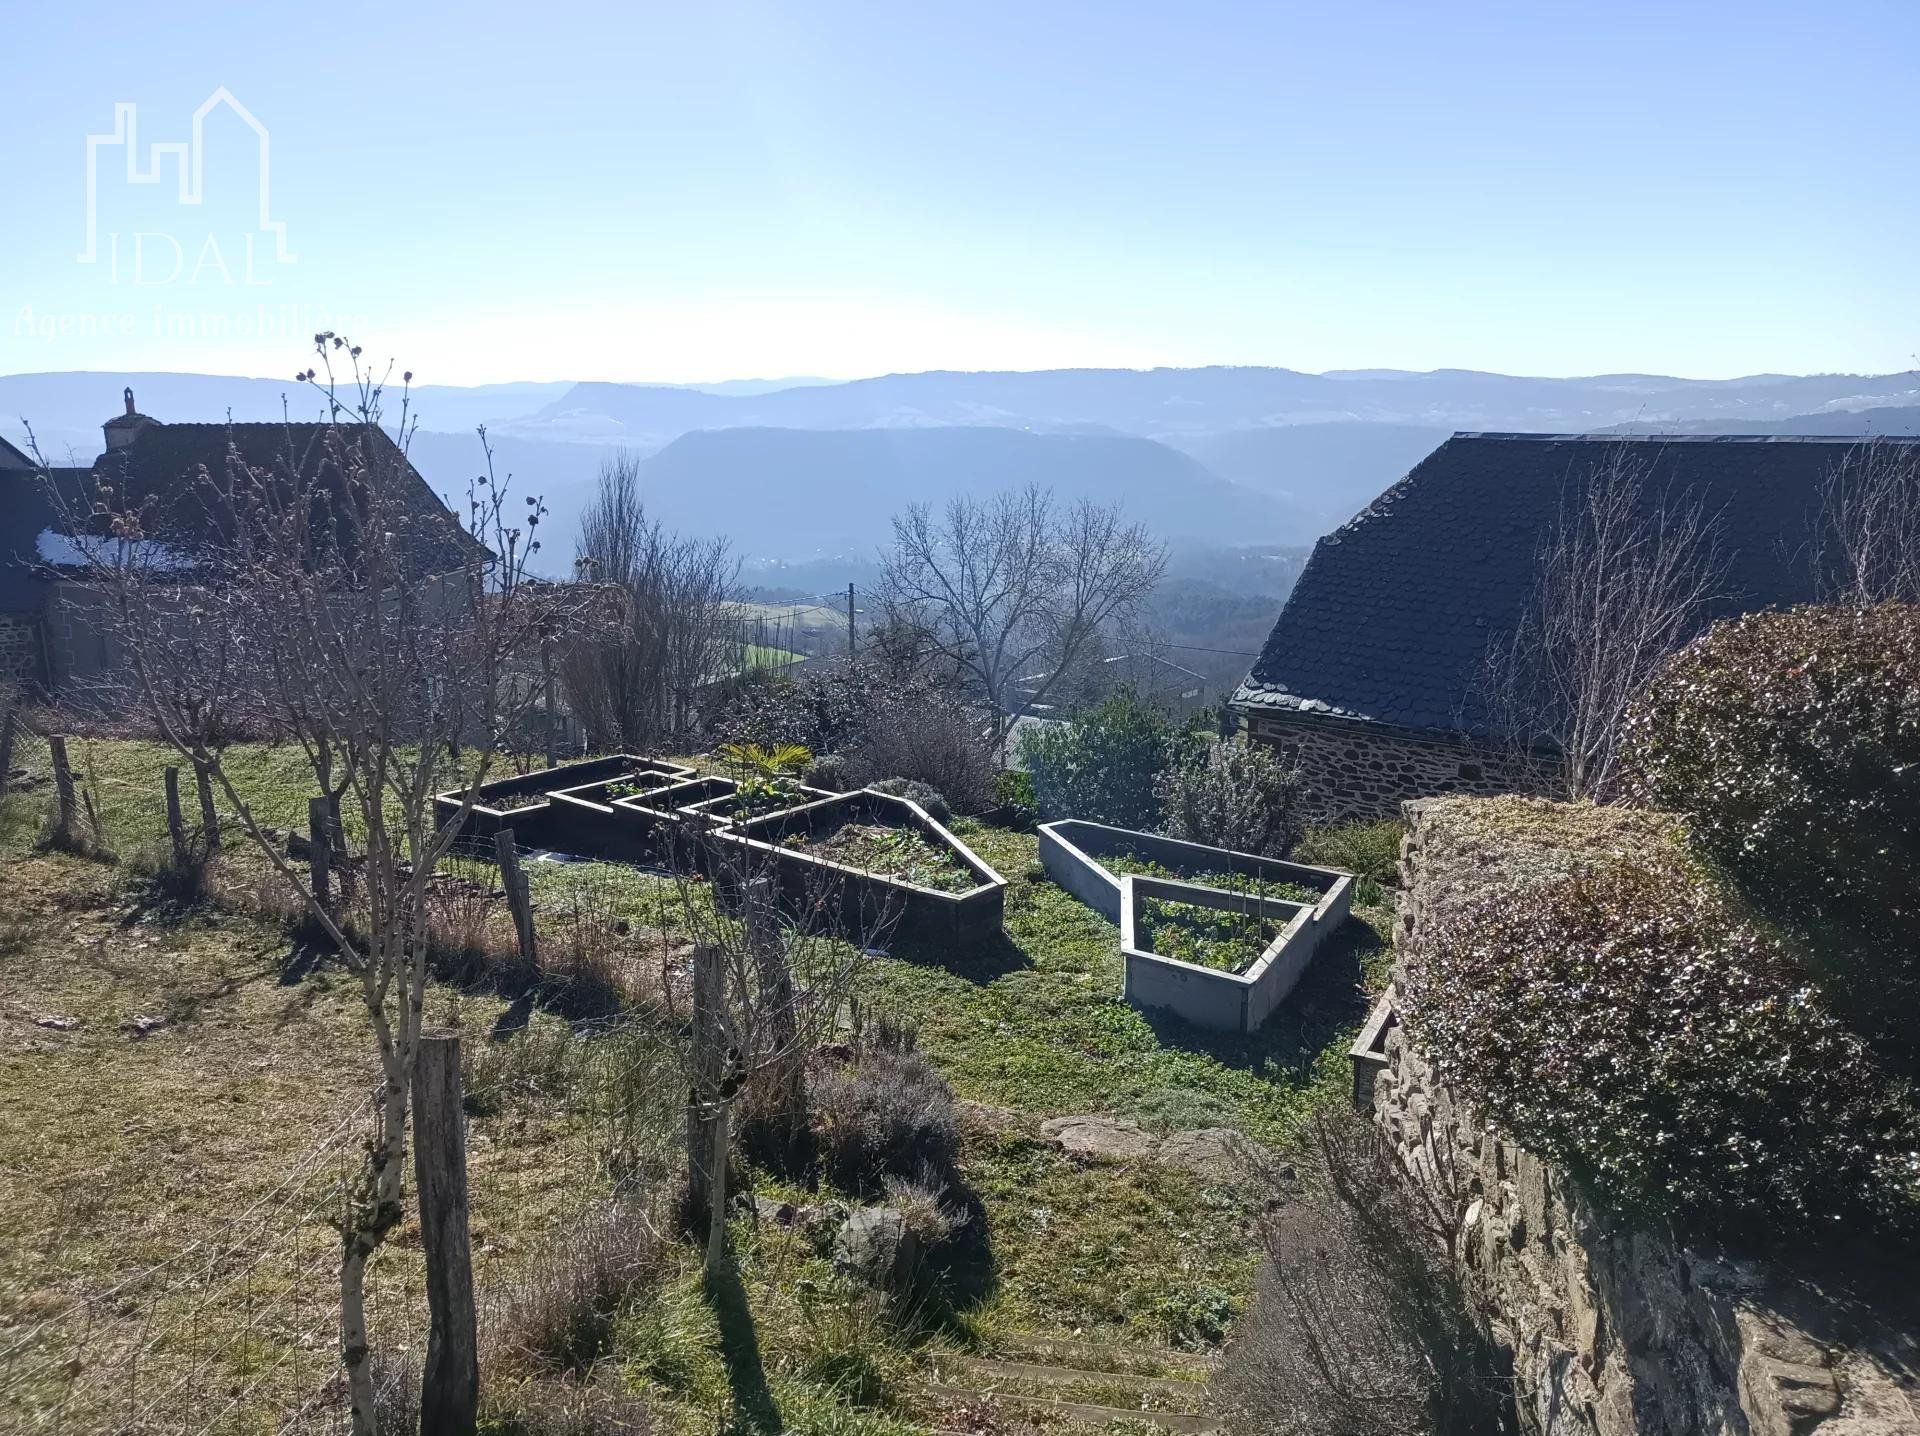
[0,612,43,688]
[1370,797,1918,1436]
[1244,710,1553,821]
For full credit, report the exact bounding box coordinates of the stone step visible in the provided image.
[933,1354,1206,1400]
[989,1332,1219,1378]
[923,1383,1221,1434]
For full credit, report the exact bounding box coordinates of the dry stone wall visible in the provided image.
[1372,797,1918,1436]
[1244,711,1551,821]
[0,612,42,687]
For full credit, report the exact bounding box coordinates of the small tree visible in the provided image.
[32,335,594,1434]
[1479,443,1725,802]
[1816,438,1920,607]
[1155,737,1305,856]
[878,485,1165,745]
[562,452,738,749]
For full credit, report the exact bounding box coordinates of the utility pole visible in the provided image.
[846,582,857,658]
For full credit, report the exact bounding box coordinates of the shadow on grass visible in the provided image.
[883,927,1033,985]
[1139,913,1384,1079]
[704,1254,784,1435]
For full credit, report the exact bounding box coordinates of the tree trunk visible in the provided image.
[164,766,188,865]
[413,1033,479,1434]
[194,759,220,851]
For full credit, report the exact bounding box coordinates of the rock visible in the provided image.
[745,1194,798,1227]
[124,1014,166,1038]
[34,1015,79,1031]
[832,1206,920,1290]
[1155,1126,1255,1177]
[1039,1115,1157,1164]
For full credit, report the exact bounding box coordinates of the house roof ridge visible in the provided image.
[1451,430,1920,444]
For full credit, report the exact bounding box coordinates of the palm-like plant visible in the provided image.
[715,741,812,812]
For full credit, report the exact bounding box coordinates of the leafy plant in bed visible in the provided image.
[1136,895,1284,973]
[1106,853,1318,907]
[715,740,812,819]
[789,820,976,893]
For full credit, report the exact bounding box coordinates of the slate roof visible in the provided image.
[85,421,486,574]
[1232,433,1914,740]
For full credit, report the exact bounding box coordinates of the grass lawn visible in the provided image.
[0,739,1392,1433]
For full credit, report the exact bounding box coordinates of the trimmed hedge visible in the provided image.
[1623,603,1920,941]
[1018,694,1200,829]
[1404,856,1920,1239]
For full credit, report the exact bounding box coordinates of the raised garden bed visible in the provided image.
[434,754,694,850]
[1037,819,1355,1033]
[715,789,1007,942]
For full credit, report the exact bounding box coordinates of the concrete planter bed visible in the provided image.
[714,789,1007,942]
[434,754,693,849]
[1037,819,1355,1032]
[545,769,693,863]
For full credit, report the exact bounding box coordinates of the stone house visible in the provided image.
[0,388,480,700]
[1232,432,1912,820]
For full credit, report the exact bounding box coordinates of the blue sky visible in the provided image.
[2,0,1915,384]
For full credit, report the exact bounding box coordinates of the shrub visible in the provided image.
[1018,694,1197,829]
[1155,738,1305,856]
[1622,603,1920,1010]
[848,694,997,815]
[1293,818,1405,903]
[804,753,855,792]
[1404,856,1920,1239]
[867,777,951,825]
[1217,1109,1512,1436]
[991,768,1038,828]
[486,1200,666,1376]
[812,1046,961,1194]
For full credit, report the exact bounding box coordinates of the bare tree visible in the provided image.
[560,452,739,749]
[877,485,1165,743]
[1480,444,1725,802]
[30,334,595,1435]
[1816,438,1920,607]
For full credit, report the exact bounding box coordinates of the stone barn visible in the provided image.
[1232,432,1913,820]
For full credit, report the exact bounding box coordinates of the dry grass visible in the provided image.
[0,850,609,1430]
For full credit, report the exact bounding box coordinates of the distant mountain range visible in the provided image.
[6,365,1916,568]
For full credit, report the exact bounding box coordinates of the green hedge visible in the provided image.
[1624,603,1920,933]
[1404,856,1920,1240]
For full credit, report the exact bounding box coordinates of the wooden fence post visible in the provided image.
[413,1032,479,1434]
[48,735,75,840]
[493,828,537,968]
[687,941,726,1263]
[745,877,804,1159]
[307,796,333,910]
[163,766,188,864]
[0,705,17,799]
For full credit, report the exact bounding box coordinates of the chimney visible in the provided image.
[104,385,156,451]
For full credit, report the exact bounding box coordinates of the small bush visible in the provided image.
[1623,603,1920,1028]
[1293,819,1405,903]
[848,694,998,815]
[866,777,950,825]
[812,1047,961,1194]
[487,1201,666,1377]
[1218,1109,1512,1436]
[804,753,855,792]
[1404,857,1920,1239]
[1155,738,1305,856]
[991,768,1038,829]
[1019,694,1198,829]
